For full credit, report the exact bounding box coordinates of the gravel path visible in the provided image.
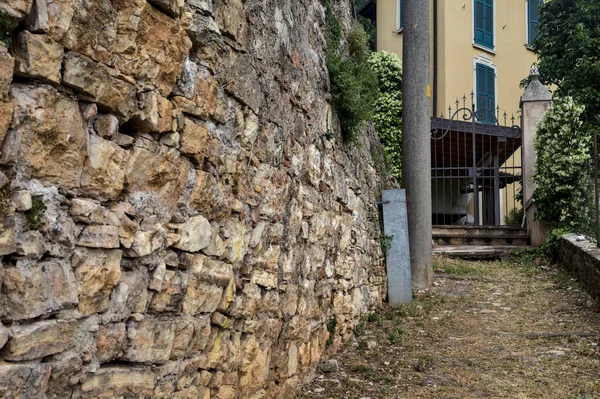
[295,257,600,399]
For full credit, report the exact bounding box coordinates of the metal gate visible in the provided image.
[430,94,522,226]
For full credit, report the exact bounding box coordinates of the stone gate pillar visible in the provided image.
[521,67,552,246]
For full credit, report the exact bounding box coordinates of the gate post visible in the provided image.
[521,67,552,246]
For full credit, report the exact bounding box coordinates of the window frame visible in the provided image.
[473,56,498,125]
[396,0,404,31]
[526,0,542,47]
[472,0,495,53]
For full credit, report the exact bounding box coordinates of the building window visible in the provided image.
[527,0,542,46]
[474,0,494,50]
[476,63,496,124]
[397,0,404,30]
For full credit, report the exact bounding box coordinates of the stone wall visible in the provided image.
[0,0,388,398]
[558,234,600,301]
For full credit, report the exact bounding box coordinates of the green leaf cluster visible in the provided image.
[533,0,600,128]
[325,2,379,143]
[368,51,403,182]
[533,96,593,231]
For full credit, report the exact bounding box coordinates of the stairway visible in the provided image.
[433,225,529,259]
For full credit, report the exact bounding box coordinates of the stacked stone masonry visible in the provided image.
[0,0,387,398]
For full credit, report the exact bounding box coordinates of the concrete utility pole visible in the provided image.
[402,0,432,289]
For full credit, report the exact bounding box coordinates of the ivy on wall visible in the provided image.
[533,96,593,232]
[368,51,403,183]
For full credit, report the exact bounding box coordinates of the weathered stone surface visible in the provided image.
[79,135,129,200]
[129,225,167,257]
[12,31,63,83]
[0,0,33,33]
[2,260,78,320]
[149,0,183,18]
[150,269,186,312]
[179,118,210,161]
[45,352,83,397]
[190,169,232,221]
[95,114,119,138]
[170,315,211,359]
[0,323,8,349]
[182,255,233,315]
[112,0,192,96]
[72,248,122,316]
[214,0,247,50]
[96,323,126,363]
[15,230,45,258]
[2,320,76,361]
[11,190,31,211]
[62,52,136,118]
[77,225,120,249]
[172,215,211,252]
[62,0,117,64]
[0,363,50,399]
[0,43,14,101]
[130,91,173,133]
[10,84,87,189]
[125,144,190,211]
[123,318,176,364]
[25,0,50,33]
[81,367,155,398]
[0,101,12,144]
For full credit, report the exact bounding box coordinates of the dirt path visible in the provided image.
[296,257,600,399]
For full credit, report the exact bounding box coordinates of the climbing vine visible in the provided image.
[368,51,403,182]
[532,96,593,232]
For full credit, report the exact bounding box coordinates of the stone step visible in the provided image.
[433,225,529,247]
[433,245,524,260]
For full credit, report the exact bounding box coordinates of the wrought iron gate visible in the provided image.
[431,94,522,226]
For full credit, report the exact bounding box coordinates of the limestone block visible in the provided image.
[0,0,33,33]
[112,1,192,96]
[25,0,49,32]
[185,13,223,70]
[187,0,213,14]
[0,101,12,145]
[148,0,184,18]
[72,248,122,316]
[62,52,136,118]
[81,367,155,398]
[171,215,211,252]
[2,320,76,361]
[123,318,176,363]
[45,352,83,397]
[223,52,262,113]
[12,190,31,211]
[190,170,232,221]
[130,91,173,133]
[96,323,126,363]
[62,0,117,65]
[182,255,233,315]
[0,217,16,256]
[0,363,50,399]
[0,43,14,101]
[204,225,227,258]
[10,84,87,189]
[172,57,197,99]
[179,118,210,162]
[12,31,63,84]
[15,230,45,258]
[79,135,129,200]
[77,225,120,249]
[125,145,190,211]
[2,260,78,320]
[169,315,211,359]
[103,269,149,322]
[150,269,187,312]
[214,0,247,50]
[205,329,241,370]
[0,323,8,349]
[129,225,168,257]
[95,114,119,138]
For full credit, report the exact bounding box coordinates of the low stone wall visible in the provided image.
[558,233,600,301]
[0,0,388,398]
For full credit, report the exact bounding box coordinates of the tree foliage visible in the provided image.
[533,0,600,125]
[532,96,593,231]
[368,51,403,182]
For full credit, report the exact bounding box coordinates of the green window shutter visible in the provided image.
[528,0,541,45]
[476,63,496,124]
[399,0,404,29]
[474,0,494,49]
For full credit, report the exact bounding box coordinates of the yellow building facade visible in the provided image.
[360,0,541,225]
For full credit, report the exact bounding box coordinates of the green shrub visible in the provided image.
[326,16,379,143]
[368,51,403,182]
[532,96,593,232]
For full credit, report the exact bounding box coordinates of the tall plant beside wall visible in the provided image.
[324,0,378,143]
[368,51,403,182]
[533,96,593,231]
